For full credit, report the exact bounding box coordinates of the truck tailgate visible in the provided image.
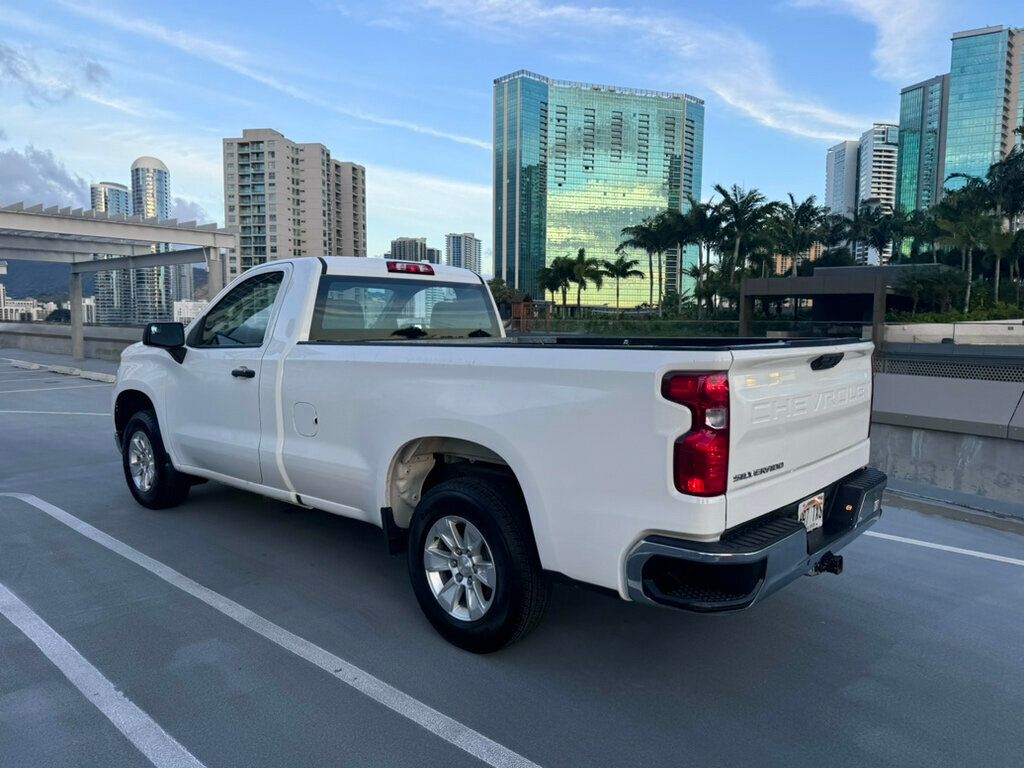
[726,341,873,528]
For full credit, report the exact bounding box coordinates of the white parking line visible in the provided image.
[0,493,541,768]
[0,410,108,416]
[0,582,206,768]
[0,383,111,394]
[865,531,1024,567]
[0,378,73,385]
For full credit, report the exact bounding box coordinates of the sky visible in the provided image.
[0,0,1019,271]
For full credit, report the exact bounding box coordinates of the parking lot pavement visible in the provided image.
[1,366,1023,768]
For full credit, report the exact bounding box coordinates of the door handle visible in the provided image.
[231,366,255,379]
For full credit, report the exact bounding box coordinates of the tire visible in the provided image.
[121,410,191,509]
[407,476,549,653]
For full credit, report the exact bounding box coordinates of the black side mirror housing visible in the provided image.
[142,322,186,363]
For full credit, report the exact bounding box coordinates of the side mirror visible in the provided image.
[142,322,186,363]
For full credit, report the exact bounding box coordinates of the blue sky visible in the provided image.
[0,0,1018,269]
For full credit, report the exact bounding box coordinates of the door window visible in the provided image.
[191,271,283,347]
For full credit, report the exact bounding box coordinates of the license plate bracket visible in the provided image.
[797,493,825,532]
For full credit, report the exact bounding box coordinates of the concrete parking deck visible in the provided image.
[1,357,1022,767]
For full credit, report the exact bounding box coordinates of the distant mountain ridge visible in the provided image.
[1,262,208,300]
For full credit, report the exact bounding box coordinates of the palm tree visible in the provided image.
[540,256,576,313]
[600,254,645,309]
[774,194,825,276]
[618,221,658,308]
[680,196,722,314]
[937,208,997,313]
[568,248,604,311]
[983,228,1016,304]
[713,184,776,284]
[857,201,896,264]
[536,263,568,307]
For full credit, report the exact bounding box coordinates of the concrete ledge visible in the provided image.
[0,322,140,361]
[870,423,1024,519]
[873,373,1024,440]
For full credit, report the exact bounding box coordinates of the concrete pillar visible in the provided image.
[871,279,886,348]
[738,292,754,337]
[70,270,84,360]
[206,247,224,298]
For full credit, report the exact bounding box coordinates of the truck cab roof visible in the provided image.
[312,256,484,285]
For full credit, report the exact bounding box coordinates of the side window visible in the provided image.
[191,271,283,348]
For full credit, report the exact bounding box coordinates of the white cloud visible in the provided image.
[170,196,210,224]
[57,0,491,150]
[789,0,950,84]
[420,0,873,141]
[365,164,490,258]
[0,144,88,207]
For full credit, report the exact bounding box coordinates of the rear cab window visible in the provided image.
[308,275,501,342]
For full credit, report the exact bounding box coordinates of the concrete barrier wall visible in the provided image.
[870,424,1024,518]
[0,322,140,361]
[871,372,1024,518]
[885,320,1024,345]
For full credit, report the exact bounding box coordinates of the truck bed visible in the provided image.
[301,335,867,351]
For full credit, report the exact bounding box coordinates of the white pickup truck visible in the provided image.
[114,257,886,652]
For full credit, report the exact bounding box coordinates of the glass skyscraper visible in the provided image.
[90,182,133,325]
[493,70,704,307]
[130,156,188,322]
[944,26,1023,191]
[896,74,949,211]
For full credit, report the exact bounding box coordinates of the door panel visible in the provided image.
[165,269,285,484]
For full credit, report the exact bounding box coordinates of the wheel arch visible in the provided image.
[114,388,156,445]
[385,438,544,561]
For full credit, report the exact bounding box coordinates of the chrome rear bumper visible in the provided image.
[625,468,887,612]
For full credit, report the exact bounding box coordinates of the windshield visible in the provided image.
[308,275,501,342]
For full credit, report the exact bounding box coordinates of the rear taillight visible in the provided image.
[387,260,435,275]
[662,372,729,496]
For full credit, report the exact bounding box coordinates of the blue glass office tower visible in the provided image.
[493,70,704,307]
[896,75,950,211]
[944,27,1023,191]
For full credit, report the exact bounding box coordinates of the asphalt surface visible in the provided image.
[1,353,1023,768]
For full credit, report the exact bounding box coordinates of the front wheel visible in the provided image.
[407,477,549,653]
[121,410,191,509]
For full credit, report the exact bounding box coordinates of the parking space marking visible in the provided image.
[0,410,108,416]
[0,380,77,388]
[0,383,111,394]
[0,582,206,768]
[865,531,1024,567]
[0,493,542,768]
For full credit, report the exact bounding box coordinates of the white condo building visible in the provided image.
[824,141,860,218]
[857,123,899,264]
[223,129,367,281]
[445,233,482,273]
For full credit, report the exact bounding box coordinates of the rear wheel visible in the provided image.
[407,477,549,653]
[121,410,190,509]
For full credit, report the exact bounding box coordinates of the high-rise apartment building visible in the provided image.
[445,233,482,273]
[426,247,442,265]
[944,27,1024,191]
[130,156,186,322]
[389,237,429,261]
[493,70,704,306]
[90,182,134,325]
[824,141,860,217]
[896,75,950,212]
[223,129,367,281]
[857,123,899,264]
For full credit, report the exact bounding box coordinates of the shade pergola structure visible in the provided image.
[0,202,238,360]
[738,265,949,347]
